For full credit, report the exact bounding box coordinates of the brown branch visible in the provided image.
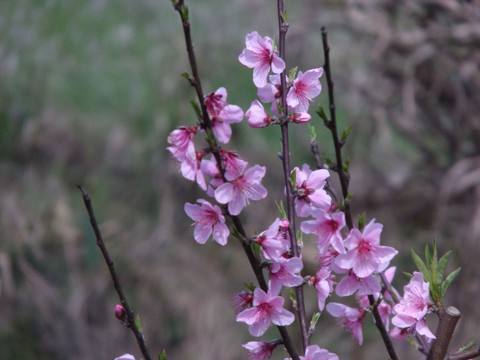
[427,306,461,360]
[277,0,308,354]
[77,185,152,360]
[321,27,398,360]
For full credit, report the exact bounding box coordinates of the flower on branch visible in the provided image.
[214,164,268,216]
[232,291,254,314]
[246,100,273,128]
[334,219,398,278]
[286,68,323,113]
[293,166,331,217]
[255,218,291,261]
[335,270,381,297]
[243,340,278,360]
[391,271,436,340]
[285,344,339,360]
[237,288,295,337]
[301,208,346,254]
[238,31,285,88]
[167,126,198,162]
[289,112,311,124]
[309,267,334,311]
[184,199,229,245]
[326,302,366,345]
[204,87,244,143]
[268,256,304,295]
[180,149,207,190]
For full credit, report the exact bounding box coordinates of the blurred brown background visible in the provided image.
[0,0,479,359]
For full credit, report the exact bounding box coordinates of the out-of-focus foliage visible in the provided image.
[0,0,478,359]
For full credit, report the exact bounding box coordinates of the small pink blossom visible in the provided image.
[180,149,207,190]
[392,272,436,340]
[301,208,346,254]
[293,167,331,217]
[289,112,311,124]
[184,199,229,245]
[287,68,323,113]
[243,341,278,360]
[257,75,281,103]
[335,270,381,297]
[334,219,398,278]
[246,100,273,128]
[232,291,254,314]
[268,256,304,295]
[256,218,291,261]
[326,302,366,345]
[285,344,339,360]
[114,355,135,360]
[237,288,295,337]
[220,150,248,181]
[205,87,244,143]
[167,126,197,161]
[214,165,268,215]
[309,267,334,311]
[239,31,286,88]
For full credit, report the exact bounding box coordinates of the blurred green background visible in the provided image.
[1,0,479,359]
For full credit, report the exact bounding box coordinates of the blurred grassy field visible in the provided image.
[1,0,479,359]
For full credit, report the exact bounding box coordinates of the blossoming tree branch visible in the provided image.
[77,1,479,360]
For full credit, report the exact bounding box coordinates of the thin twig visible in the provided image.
[277,0,309,353]
[77,185,152,360]
[448,346,480,360]
[320,27,353,230]
[321,27,398,360]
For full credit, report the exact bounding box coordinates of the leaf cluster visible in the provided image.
[410,240,461,306]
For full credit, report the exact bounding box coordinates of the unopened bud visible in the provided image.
[115,304,126,322]
[279,218,290,230]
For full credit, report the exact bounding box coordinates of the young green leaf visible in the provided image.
[441,267,461,297]
[276,201,287,219]
[436,250,452,285]
[341,126,353,143]
[316,105,329,123]
[135,314,143,332]
[425,244,432,268]
[308,124,317,141]
[411,249,431,283]
[158,350,167,360]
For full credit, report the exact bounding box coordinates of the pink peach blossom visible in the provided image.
[392,272,436,340]
[237,288,295,336]
[293,167,331,217]
[326,302,366,345]
[245,100,273,128]
[204,87,243,143]
[184,199,229,245]
[285,344,339,360]
[301,208,346,254]
[268,256,304,295]
[239,31,285,88]
[214,165,267,215]
[287,68,323,113]
[334,219,397,278]
[243,341,277,360]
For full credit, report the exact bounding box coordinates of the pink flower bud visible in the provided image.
[115,304,126,322]
[279,218,289,230]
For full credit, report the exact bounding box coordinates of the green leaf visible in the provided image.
[322,156,333,168]
[411,249,431,283]
[424,244,432,268]
[281,10,288,23]
[357,212,366,232]
[190,100,201,119]
[289,168,297,189]
[342,158,350,173]
[180,4,189,20]
[243,282,256,291]
[158,350,167,360]
[181,72,190,80]
[308,124,317,141]
[341,126,353,143]
[252,242,262,257]
[288,66,298,83]
[135,314,143,332]
[458,340,475,353]
[441,267,461,297]
[286,288,297,309]
[296,230,303,247]
[276,201,287,219]
[436,250,452,284]
[276,101,284,116]
[316,105,329,123]
[309,312,321,334]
